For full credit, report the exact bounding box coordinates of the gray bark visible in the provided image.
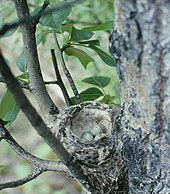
[110,0,170,193]
[13,0,59,125]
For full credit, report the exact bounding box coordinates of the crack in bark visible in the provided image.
[155,2,164,137]
[158,48,164,136]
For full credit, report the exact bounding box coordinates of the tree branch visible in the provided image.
[44,80,58,85]
[0,50,69,163]
[0,168,43,190]
[13,0,59,125]
[0,77,31,91]
[65,18,101,26]
[53,31,81,104]
[0,51,96,193]
[50,49,72,107]
[0,121,69,173]
[0,77,68,92]
[32,1,49,26]
[0,0,84,36]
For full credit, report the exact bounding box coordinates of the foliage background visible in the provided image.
[0,0,118,193]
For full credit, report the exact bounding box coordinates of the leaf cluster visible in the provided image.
[0,0,119,128]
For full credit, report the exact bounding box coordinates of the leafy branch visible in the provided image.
[53,31,81,104]
[0,51,95,192]
[0,0,84,36]
[0,0,117,192]
[13,0,59,125]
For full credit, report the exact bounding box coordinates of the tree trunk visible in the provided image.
[110,0,170,193]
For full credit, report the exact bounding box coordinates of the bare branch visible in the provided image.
[0,122,69,173]
[44,80,58,85]
[0,78,60,90]
[51,49,72,107]
[0,0,85,36]
[0,168,43,190]
[0,51,96,192]
[53,31,81,104]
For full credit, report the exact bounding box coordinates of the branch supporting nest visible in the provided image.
[0,119,70,190]
[56,101,125,193]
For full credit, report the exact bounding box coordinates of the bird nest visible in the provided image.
[57,101,119,166]
[56,102,125,193]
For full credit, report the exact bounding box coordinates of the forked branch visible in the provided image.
[0,51,96,193]
[13,0,59,124]
[51,49,72,107]
[0,0,84,36]
[53,31,81,104]
[0,121,69,173]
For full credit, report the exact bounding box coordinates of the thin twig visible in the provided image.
[0,0,85,36]
[0,168,43,190]
[0,122,69,173]
[0,78,64,90]
[65,18,101,25]
[44,80,58,85]
[53,30,81,104]
[51,49,72,107]
[33,1,50,25]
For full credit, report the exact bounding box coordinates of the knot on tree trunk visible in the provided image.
[57,102,127,193]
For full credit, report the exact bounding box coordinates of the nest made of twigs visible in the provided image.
[57,102,119,166]
[56,102,126,193]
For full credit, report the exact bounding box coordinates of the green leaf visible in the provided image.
[83,20,114,32]
[39,4,71,32]
[62,23,73,33]
[89,45,114,66]
[0,118,10,125]
[17,72,29,83]
[100,94,117,104]
[80,87,103,101]
[16,51,27,73]
[71,87,103,104]
[0,90,20,127]
[41,29,53,44]
[82,76,111,88]
[64,47,94,68]
[78,39,100,46]
[36,32,43,45]
[70,26,94,42]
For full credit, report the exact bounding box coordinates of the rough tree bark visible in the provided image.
[110,0,170,193]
